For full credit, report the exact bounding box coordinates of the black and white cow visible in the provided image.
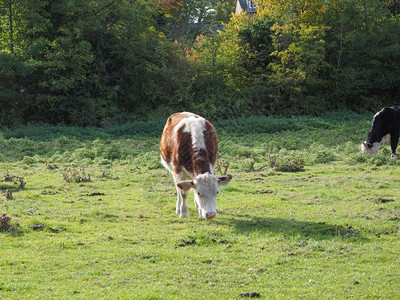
[361,106,400,158]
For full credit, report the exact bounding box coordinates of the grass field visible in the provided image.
[0,111,399,299]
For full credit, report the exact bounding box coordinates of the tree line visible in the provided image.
[1,0,399,126]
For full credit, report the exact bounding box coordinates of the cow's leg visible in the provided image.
[173,173,189,218]
[180,190,190,218]
[175,187,182,215]
[172,175,182,215]
[390,132,399,159]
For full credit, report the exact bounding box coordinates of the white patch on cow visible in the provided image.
[361,142,380,155]
[361,134,391,156]
[193,172,219,219]
[209,163,215,174]
[372,108,386,120]
[174,112,206,149]
[161,156,173,173]
[180,166,194,180]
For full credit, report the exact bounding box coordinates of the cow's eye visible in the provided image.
[197,192,202,197]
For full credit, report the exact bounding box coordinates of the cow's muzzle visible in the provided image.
[205,212,216,219]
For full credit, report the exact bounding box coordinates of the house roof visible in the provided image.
[236,0,257,14]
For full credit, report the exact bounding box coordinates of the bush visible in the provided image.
[309,144,337,164]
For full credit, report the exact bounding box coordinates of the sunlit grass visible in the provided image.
[0,112,399,299]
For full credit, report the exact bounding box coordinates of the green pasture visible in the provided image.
[0,111,399,299]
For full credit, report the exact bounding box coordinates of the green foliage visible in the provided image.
[0,53,31,124]
[238,15,275,77]
[268,23,332,115]
[1,0,400,124]
[0,0,184,125]
[324,0,400,111]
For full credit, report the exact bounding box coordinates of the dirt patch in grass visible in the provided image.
[30,224,46,230]
[176,238,196,247]
[374,198,395,204]
[87,192,105,196]
[252,189,274,194]
[239,292,260,298]
[50,227,67,233]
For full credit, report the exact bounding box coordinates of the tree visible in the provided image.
[0,0,185,125]
[268,23,331,114]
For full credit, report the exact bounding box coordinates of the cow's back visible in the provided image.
[381,106,400,129]
[160,112,218,174]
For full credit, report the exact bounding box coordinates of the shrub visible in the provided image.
[308,144,337,164]
[62,167,91,183]
[0,213,18,232]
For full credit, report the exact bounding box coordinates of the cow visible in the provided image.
[361,106,400,158]
[160,112,232,219]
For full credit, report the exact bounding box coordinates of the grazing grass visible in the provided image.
[0,111,399,299]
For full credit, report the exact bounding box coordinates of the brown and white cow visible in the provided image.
[160,112,232,219]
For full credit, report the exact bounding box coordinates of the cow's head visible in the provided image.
[361,141,380,155]
[361,133,391,156]
[177,173,232,220]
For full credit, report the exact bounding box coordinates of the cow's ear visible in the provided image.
[218,175,232,186]
[177,180,194,191]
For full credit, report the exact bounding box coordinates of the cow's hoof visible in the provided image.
[180,212,189,218]
[391,153,396,159]
[176,209,180,215]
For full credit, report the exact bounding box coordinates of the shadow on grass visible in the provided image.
[0,185,37,193]
[223,214,367,241]
[0,229,24,237]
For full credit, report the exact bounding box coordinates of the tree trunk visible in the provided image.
[9,0,14,54]
[337,22,343,69]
